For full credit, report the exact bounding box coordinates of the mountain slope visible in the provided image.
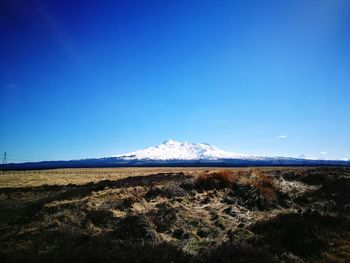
[116,139,246,160]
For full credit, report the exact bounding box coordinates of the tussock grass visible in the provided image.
[194,169,278,202]
[196,169,236,189]
[249,169,277,202]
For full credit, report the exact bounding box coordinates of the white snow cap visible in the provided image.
[116,139,246,160]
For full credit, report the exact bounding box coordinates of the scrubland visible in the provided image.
[1,167,350,262]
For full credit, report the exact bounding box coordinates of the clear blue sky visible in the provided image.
[1,0,350,162]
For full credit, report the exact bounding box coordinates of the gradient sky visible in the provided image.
[1,0,350,162]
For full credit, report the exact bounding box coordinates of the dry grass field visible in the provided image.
[1,167,350,263]
[0,167,214,188]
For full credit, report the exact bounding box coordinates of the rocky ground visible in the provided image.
[0,167,350,263]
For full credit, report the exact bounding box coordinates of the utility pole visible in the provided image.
[2,152,7,164]
[2,152,7,165]
[1,152,7,172]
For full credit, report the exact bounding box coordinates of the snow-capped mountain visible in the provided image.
[3,139,349,170]
[116,139,247,160]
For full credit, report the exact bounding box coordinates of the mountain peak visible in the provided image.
[117,140,245,160]
[162,139,178,145]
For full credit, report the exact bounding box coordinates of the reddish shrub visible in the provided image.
[250,170,277,201]
[196,169,236,189]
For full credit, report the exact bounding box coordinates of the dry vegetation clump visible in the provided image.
[194,169,278,202]
[195,169,238,189]
[145,182,186,200]
[85,208,116,228]
[147,202,178,234]
[177,168,285,211]
[249,169,278,202]
[111,214,157,240]
[250,210,350,259]
[204,244,276,263]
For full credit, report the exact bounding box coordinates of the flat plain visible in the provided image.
[1,167,350,263]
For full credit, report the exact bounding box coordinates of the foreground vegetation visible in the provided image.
[0,167,350,262]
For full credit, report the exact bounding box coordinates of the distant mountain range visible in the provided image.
[2,140,350,170]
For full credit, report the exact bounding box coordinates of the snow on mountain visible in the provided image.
[116,139,247,160]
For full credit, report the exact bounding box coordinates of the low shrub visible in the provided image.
[250,170,277,202]
[205,243,276,263]
[112,214,156,240]
[86,209,115,227]
[145,182,186,200]
[250,211,350,258]
[196,170,237,189]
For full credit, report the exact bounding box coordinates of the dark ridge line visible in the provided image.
[1,158,350,171]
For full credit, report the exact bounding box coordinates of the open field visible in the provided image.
[0,167,220,188]
[1,167,350,262]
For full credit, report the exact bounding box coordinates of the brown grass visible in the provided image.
[0,167,226,188]
[196,169,237,188]
[250,169,277,201]
[211,169,236,185]
[195,169,278,201]
[1,167,350,263]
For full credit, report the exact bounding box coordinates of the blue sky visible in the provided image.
[1,0,350,162]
